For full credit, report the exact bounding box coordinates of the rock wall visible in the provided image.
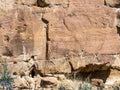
[0,0,120,89]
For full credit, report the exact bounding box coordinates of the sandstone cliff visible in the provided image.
[0,0,120,90]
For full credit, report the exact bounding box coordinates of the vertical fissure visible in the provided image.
[104,0,107,6]
[42,18,49,60]
[116,10,120,38]
[117,26,120,36]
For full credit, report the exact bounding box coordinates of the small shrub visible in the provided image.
[78,78,92,90]
[58,84,66,90]
[97,83,105,90]
[0,59,14,90]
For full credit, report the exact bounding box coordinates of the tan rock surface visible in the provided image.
[41,77,58,88]
[35,58,71,74]
[0,6,46,59]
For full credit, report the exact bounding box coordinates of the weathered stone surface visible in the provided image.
[59,79,74,90]
[15,0,37,5]
[69,56,86,70]
[14,76,28,89]
[105,69,120,85]
[54,74,66,81]
[69,54,113,72]
[47,0,120,59]
[91,79,104,86]
[0,6,46,59]
[0,0,119,61]
[0,0,120,89]
[35,58,71,74]
[0,0,14,10]
[7,62,28,75]
[41,77,58,88]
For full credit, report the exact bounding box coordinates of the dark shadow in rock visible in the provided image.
[104,0,107,6]
[4,35,9,42]
[117,26,120,36]
[37,0,49,7]
[13,61,17,64]
[29,65,44,78]
[75,69,110,83]
[2,46,13,56]
[40,80,54,88]
[91,69,110,83]
[13,72,17,75]
[31,69,35,78]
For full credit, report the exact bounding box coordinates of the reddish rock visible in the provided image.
[47,0,120,59]
[0,6,46,59]
[0,0,119,62]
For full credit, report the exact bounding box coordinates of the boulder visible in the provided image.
[13,76,28,89]
[41,77,58,88]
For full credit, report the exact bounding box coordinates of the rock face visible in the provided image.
[0,0,119,59]
[0,0,120,89]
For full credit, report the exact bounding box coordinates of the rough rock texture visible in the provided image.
[105,0,120,7]
[0,0,120,89]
